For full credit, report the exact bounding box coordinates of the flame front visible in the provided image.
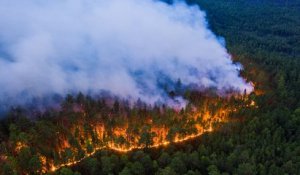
[47,107,232,172]
[1,95,256,174]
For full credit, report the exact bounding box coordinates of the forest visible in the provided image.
[1,0,300,174]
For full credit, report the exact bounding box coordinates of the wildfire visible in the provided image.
[49,127,214,172]
[48,111,226,173]
[15,142,27,152]
[40,96,257,174]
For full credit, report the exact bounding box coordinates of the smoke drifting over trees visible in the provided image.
[0,0,253,108]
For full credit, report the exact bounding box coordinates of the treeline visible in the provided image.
[0,90,250,174]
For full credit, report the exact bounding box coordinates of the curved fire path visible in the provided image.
[49,127,214,173]
[48,100,257,173]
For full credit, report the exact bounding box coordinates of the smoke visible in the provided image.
[0,0,253,110]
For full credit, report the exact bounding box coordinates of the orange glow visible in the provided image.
[15,142,27,152]
[49,129,213,172]
[43,97,257,173]
[48,109,229,172]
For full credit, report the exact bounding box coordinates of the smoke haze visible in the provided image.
[0,0,253,109]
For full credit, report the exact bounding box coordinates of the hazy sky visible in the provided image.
[0,0,253,108]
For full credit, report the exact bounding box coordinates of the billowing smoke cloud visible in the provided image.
[0,0,253,109]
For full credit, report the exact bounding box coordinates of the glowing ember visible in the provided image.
[47,108,231,172]
[8,94,256,174]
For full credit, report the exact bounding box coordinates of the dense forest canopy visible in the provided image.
[185,0,300,109]
[1,0,300,175]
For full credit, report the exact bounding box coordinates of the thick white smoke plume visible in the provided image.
[0,0,253,109]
